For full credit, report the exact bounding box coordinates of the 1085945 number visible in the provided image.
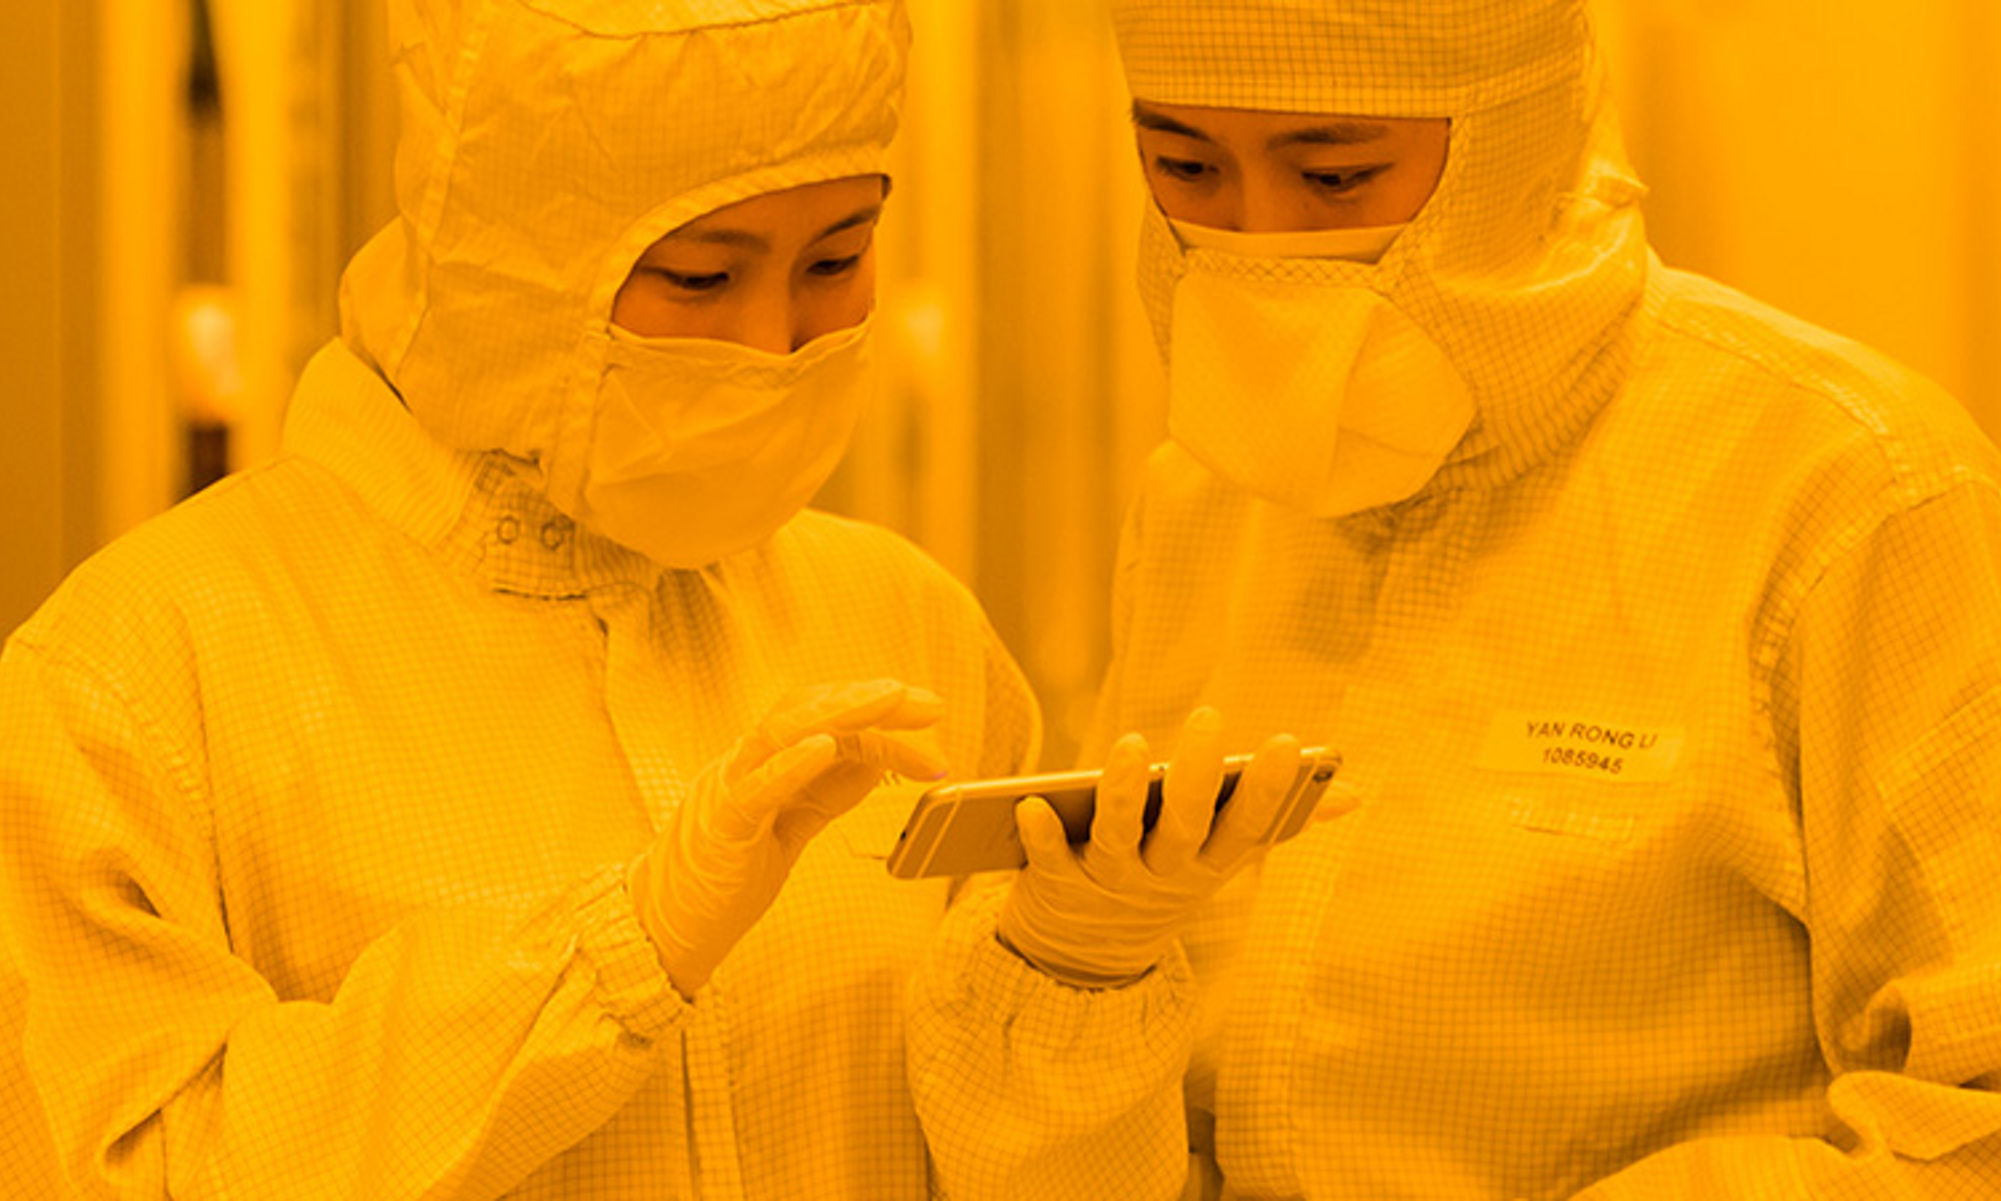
[1543,746,1624,775]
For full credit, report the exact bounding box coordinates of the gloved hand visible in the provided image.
[630,678,948,998]
[998,707,1302,989]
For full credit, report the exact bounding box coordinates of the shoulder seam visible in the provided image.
[1750,475,2001,749]
[7,638,220,889]
[1649,301,1974,510]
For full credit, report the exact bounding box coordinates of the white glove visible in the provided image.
[998,708,1302,989]
[630,678,948,998]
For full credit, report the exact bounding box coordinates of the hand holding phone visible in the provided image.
[992,711,1331,988]
[884,741,1341,880]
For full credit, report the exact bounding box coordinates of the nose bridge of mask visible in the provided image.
[1170,219,1411,265]
[606,317,870,388]
[592,318,874,482]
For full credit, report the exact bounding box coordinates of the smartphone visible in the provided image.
[884,747,1342,880]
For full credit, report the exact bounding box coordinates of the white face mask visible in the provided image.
[580,317,875,569]
[1169,218,1409,264]
[1163,213,1475,518]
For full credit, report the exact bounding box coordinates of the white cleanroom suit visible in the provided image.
[0,0,1040,1197]
[909,1,2001,1198]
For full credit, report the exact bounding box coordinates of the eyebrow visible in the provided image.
[1130,100,1391,151]
[1131,101,1216,143]
[1266,121,1391,150]
[672,204,884,254]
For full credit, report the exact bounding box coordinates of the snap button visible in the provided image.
[540,518,569,550]
[496,515,520,544]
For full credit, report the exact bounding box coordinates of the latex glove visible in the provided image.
[998,708,1302,988]
[630,678,948,998]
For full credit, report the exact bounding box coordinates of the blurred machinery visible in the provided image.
[173,0,242,496]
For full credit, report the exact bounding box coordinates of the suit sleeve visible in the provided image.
[910,490,1198,1201]
[0,638,697,1200]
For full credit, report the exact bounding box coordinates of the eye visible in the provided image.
[807,254,864,278]
[1303,166,1383,194]
[655,269,730,294]
[1152,155,1215,184]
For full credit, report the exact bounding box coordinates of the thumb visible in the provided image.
[1016,797,1084,878]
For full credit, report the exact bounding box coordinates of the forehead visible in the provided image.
[1133,100,1442,150]
[667,175,887,238]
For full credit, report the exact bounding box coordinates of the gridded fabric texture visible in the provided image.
[908,885,1202,1199]
[1112,0,1589,116]
[0,339,1040,1198]
[908,264,2001,1199]
[340,0,909,518]
[0,939,69,1199]
[1124,0,1653,507]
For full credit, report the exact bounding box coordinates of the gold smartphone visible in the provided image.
[884,747,1342,880]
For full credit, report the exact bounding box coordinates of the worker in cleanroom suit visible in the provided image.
[0,0,1042,1196]
[909,1,2001,1197]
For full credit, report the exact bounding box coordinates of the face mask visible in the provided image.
[1163,213,1475,518]
[580,317,875,569]
[1169,218,1409,264]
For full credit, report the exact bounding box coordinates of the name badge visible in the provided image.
[1475,711,1684,784]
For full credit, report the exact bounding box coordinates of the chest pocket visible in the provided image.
[1470,735,1805,924]
[1501,791,1639,845]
